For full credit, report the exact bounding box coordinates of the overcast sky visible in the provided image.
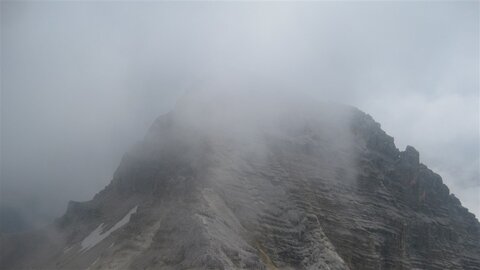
[1,1,478,227]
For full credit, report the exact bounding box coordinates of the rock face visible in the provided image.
[1,93,479,270]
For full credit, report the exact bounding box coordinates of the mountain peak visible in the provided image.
[1,97,479,270]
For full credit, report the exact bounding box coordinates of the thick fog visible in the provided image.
[1,2,478,230]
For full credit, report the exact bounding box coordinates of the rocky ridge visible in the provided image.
[1,96,479,270]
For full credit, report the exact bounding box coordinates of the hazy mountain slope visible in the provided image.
[1,94,479,270]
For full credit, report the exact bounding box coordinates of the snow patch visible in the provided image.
[80,206,138,252]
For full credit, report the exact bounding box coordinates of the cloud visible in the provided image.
[1,1,478,227]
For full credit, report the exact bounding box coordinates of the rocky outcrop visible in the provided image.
[1,97,478,270]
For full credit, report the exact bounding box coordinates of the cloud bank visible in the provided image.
[1,1,478,228]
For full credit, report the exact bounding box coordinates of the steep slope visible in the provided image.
[1,94,479,270]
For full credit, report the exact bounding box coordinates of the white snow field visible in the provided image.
[80,206,138,251]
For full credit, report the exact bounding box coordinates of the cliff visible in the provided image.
[1,95,478,269]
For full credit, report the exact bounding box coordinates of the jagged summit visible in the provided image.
[1,94,479,270]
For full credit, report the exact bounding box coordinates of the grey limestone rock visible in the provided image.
[1,96,478,270]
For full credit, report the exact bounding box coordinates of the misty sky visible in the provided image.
[1,1,479,227]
